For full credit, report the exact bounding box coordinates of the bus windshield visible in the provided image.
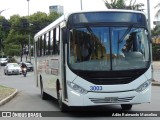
[69,25,150,71]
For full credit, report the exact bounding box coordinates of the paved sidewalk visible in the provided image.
[153,61,160,82]
[152,61,160,86]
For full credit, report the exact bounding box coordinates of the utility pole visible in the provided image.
[80,0,83,10]
[147,0,153,80]
[26,0,31,62]
[147,0,151,34]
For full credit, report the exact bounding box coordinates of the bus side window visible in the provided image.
[43,34,46,56]
[50,30,54,55]
[48,31,51,55]
[55,27,60,55]
[52,28,56,55]
[52,27,60,55]
[37,38,40,57]
[39,36,42,56]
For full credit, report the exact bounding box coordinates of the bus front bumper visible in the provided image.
[67,85,151,106]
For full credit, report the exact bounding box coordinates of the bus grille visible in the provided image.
[89,96,134,104]
[87,77,135,85]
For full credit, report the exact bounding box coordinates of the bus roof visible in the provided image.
[34,15,65,41]
[34,9,146,41]
[64,9,146,17]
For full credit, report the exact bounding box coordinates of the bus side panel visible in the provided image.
[36,56,59,99]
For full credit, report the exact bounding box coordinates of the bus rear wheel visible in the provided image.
[40,80,48,100]
[121,104,132,110]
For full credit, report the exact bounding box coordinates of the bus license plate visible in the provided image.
[105,97,118,102]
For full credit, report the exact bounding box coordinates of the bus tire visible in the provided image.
[57,89,68,112]
[40,79,48,100]
[121,104,132,110]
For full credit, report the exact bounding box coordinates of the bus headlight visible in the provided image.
[67,81,88,95]
[136,79,152,93]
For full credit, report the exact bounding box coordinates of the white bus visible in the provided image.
[34,10,152,111]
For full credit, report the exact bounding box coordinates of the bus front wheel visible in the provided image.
[57,90,68,112]
[121,104,132,110]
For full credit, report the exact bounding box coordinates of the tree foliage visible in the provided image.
[0,11,61,57]
[104,0,126,9]
[152,44,160,60]
[104,0,144,11]
[151,26,160,37]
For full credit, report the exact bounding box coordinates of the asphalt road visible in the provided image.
[0,66,160,120]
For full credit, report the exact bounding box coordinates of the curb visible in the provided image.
[0,89,18,106]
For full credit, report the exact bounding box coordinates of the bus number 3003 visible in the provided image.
[90,86,102,91]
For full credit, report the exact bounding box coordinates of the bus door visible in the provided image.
[62,27,68,100]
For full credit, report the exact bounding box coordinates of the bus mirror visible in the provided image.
[62,28,68,43]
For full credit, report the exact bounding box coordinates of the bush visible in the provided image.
[152,44,160,61]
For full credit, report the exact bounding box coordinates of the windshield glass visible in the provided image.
[69,26,150,71]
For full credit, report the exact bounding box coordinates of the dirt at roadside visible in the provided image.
[0,85,16,101]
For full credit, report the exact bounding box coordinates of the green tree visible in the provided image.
[152,44,160,60]
[104,0,144,10]
[29,11,61,35]
[28,11,61,56]
[5,44,20,56]
[48,11,62,22]
[151,26,160,37]
[4,15,28,56]
[1,11,61,57]
[104,0,126,9]
[0,16,10,56]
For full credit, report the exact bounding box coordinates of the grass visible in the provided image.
[0,85,16,101]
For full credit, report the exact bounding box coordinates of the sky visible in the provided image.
[0,0,106,18]
[0,0,160,28]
